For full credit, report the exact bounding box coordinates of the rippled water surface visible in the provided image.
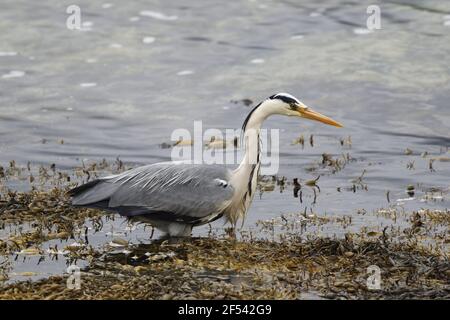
[0,0,449,281]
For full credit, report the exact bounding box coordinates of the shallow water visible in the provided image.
[0,1,449,282]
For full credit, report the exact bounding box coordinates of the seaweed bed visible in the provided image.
[0,160,449,299]
[1,236,449,300]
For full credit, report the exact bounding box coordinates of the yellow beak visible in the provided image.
[298,107,343,128]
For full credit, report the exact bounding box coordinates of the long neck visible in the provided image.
[227,101,278,224]
[231,104,270,193]
[235,103,268,173]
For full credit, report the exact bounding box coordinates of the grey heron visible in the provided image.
[68,93,342,237]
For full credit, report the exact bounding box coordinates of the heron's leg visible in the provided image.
[168,222,193,238]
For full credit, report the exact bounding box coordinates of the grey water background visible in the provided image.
[0,0,449,280]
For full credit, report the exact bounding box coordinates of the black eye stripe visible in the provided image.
[269,94,298,105]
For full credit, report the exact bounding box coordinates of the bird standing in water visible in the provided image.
[69,93,342,237]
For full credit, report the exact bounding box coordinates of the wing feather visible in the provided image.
[70,162,234,220]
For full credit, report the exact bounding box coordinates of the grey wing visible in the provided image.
[69,162,235,223]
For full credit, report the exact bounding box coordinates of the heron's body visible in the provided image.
[69,93,342,237]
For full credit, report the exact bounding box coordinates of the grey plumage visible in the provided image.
[68,92,342,237]
[69,162,235,234]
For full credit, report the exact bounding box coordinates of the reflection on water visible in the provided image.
[0,0,449,280]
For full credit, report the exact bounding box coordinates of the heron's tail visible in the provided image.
[67,179,118,206]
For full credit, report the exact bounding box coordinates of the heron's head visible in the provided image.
[265,92,343,127]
